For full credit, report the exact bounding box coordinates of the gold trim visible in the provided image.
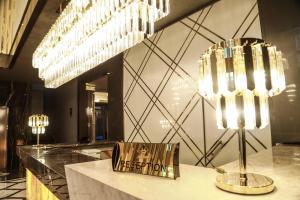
[26,169,59,200]
[216,172,275,195]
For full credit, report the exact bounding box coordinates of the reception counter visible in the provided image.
[17,142,115,200]
[65,145,300,200]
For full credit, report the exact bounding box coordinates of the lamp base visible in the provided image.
[216,172,274,195]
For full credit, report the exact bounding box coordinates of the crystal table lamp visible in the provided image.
[198,38,286,194]
[28,114,49,146]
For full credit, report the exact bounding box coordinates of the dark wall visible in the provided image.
[258,0,300,144]
[78,54,124,142]
[0,81,44,170]
[43,54,124,144]
[44,79,78,143]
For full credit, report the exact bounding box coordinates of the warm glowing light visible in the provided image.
[268,46,286,96]
[33,0,170,88]
[252,43,267,96]
[0,124,5,132]
[259,95,269,129]
[28,114,49,134]
[233,45,247,92]
[225,94,238,129]
[243,91,256,129]
[199,38,286,130]
[216,48,228,94]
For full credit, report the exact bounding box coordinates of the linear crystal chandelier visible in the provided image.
[199,38,286,130]
[32,0,170,88]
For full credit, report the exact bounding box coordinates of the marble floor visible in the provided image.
[0,177,26,199]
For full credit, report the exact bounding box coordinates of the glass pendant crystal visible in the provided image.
[32,0,170,88]
[225,93,238,129]
[232,45,247,93]
[259,95,269,129]
[216,48,228,95]
[199,51,214,98]
[243,91,256,129]
[252,43,267,96]
[216,95,224,129]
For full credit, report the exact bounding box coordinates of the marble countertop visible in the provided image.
[17,142,115,177]
[17,142,116,200]
[65,145,300,200]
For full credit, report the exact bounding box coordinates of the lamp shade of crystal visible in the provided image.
[28,114,49,134]
[199,38,286,130]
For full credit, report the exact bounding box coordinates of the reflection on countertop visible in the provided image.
[17,142,116,200]
[17,142,114,177]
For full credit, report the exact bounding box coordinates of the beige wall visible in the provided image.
[123,0,272,166]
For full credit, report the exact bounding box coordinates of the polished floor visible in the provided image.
[0,177,26,199]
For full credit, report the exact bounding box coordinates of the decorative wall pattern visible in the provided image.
[123,0,272,166]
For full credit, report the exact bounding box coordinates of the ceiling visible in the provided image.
[0,0,216,84]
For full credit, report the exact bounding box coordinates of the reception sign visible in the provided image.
[112,142,180,179]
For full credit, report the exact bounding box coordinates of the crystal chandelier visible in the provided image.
[28,114,49,135]
[32,0,170,88]
[199,38,286,130]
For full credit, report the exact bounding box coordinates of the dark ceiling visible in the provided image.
[0,0,216,83]
[90,75,108,92]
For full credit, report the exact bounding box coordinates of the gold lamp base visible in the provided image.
[216,172,274,195]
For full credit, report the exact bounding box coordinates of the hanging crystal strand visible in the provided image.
[136,2,144,42]
[198,58,205,96]
[28,116,32,127]
[33,0,169,88]
[158,0,163,18]
[252,43,267,96]
[132,1,139,45]
[148,0,155,36]
[140,1,147,34]
[126,5,132,48]
[233,45,247,93]
[202,51,214,98]
[275,51,286,94]
[215,47,227,95]
[120,8,126,49]
[152,0,158,20]
[267,46,279,96]
[164,0,170,16]
[259,95,269,129]
[225,93,238,129]
[243,91,256,129]
[32,117,35,127]
[216,95,224,129]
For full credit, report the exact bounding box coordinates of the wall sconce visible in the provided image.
[199,38,286,194]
